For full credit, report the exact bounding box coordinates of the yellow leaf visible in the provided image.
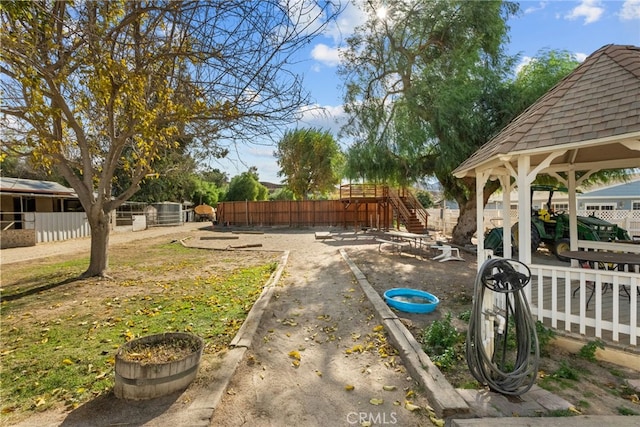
[429,415,445,427]
[369,398,384,405]
[291,360,300,368]
[373,325,384,332]
[568,406,582,415]
[405,401,421,412]
[345,344,364,354]
[383,385,397,391]
[34,397,46,407]
[62,358,74,365]
[345,384,355,391]
[288,350,301,360]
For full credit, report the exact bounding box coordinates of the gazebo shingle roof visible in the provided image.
[453,44,640,176]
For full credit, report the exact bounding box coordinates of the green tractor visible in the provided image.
[484,185,631,261]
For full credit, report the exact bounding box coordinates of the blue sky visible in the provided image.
[213,0,640,184]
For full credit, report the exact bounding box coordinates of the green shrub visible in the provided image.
[422,312,460,355]
[458,310,471,322]
[535,321,556,356]
[578,339,605,362]
[553,361,580,380]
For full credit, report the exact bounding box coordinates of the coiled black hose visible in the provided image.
[465,258,539,395]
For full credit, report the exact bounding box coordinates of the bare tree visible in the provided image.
[1,0,341,277]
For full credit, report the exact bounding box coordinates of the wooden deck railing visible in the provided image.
[339,184,388,200]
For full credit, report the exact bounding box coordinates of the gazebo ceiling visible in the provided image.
[454,44,640,178]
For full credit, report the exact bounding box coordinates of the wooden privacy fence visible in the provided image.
[217,200,392,229]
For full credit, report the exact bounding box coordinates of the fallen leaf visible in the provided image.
[405,401,421,412]
[345,344,364,354]
[568,406,582,415]
[288,350,301,360]
[369,398,384,405]
[345,384,355,391]
[429,415,445,427]
[383,385,397,391]
[373,325,384,332]
[62,358,74,365]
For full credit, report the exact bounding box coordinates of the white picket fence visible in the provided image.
[427,208,640,239]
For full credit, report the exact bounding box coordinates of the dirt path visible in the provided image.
[207,233,434,426]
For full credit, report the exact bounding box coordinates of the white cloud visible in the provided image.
[311,43,341,67]
[524,1,548,14]
[296,104,347,136]
[322,1,368,44]
[619,0,640,20]
[565,0,605,25]
[574,52,588,62]
[515,56,533,75]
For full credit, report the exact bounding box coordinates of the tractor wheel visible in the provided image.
[530,225,541,253]
[554,238,571,262]
[511,223,541,253]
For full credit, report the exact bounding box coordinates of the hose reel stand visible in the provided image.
[465,258,540,396]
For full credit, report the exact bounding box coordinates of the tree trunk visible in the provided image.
[451,198,477,246]
[82,209,111,278]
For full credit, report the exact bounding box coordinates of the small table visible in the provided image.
[563,250,640,308]
[385,231,432,253]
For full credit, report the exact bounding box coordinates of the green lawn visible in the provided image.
[0,241,278,421]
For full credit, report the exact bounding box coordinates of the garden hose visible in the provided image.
[465,257,539,395]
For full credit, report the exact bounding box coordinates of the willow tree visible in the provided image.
[1,1,339,277]
[339,0,519,245]
[275,128,344,199]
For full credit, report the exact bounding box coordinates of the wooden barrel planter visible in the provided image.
[114,332,204,400]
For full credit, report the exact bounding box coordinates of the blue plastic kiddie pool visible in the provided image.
[383,288,440,314]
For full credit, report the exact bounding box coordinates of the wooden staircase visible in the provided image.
[388,188,429,233]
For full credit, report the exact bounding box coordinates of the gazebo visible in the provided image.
[453,44,640,348]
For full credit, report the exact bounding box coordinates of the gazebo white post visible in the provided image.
[568,169,579,265]
[476,169,490,267]
[498,174,512,260]
[517,156,532,265]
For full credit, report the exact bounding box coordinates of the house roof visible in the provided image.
[453,44,640,177]
[580,177,640,199]
[0,177,76,196]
